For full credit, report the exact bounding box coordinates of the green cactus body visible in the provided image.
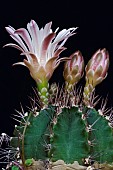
[10,104,113,168]
[85,108,113,163]
[50,106,89,164]
[11,106,55,164]
[8,102,113,170]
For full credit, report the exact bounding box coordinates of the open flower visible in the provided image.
[5,20,77,83]
[63,51,84,85]
[85,48,109,88]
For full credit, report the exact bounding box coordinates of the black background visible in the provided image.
[0,0,113,143]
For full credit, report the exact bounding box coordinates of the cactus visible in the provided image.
[11,106,55,162]
[1,20,113,170]
[50,107,89,164]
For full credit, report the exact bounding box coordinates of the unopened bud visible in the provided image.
[83,48,109,106]
[63,51,84,91]
[85,48,109,88]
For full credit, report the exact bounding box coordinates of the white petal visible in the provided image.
[47,42,57,59]
[57,37,68,49]
[43,22,52,37]
[53,27,77,44]
[4,43,24,52]
[15,28,33,52]
[13,62,26,66]
[53,29,67,43]
[55,27,59,33]
[27,20,39,56]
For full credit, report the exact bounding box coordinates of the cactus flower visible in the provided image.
[5,20,77,106]
[5,20,77,83]
[84,48,109,106]
[63,51,84,91]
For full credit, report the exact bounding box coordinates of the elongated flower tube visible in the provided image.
[83,48,109,106]
[63,51,84,92]
[5,20,77,106]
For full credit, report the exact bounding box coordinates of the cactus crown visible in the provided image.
[1,21,112,170]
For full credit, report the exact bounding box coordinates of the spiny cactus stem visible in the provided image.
[64,82,75,100]
[21,112,32,168]
[36,79,49,107]
[65,82,75,93]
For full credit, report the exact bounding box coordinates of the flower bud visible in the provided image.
[83,48,109,106]
[63,51,84,90]
[85,48,109,88]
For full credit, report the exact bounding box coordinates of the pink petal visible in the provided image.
[54,57,70,69]
[4,43,24,52]
[57,38,68,49]
[40,33,56,64]
[5,26,28,51]
[45,56,58,73]
[54,47,67,57]
[15,28,33,52]
[92,49,101,61]
[21,52,39,67]
[100,49,108,66]
[23,59,32,68]
[101,58,109,77]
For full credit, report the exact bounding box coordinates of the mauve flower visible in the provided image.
[5,20,77,83]
[63,51,84,85]
[85,48,109,87]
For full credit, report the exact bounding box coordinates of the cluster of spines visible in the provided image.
[82,105,113,164]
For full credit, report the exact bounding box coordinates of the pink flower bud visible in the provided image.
[85,48,109,87]
[63,51,84,85]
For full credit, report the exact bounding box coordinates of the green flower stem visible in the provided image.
[83,82,94,106]
[36,79,49,107]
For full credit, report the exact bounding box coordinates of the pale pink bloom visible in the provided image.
[63,51,84,84]
[5,20,77,83]
[85,48,109,87]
